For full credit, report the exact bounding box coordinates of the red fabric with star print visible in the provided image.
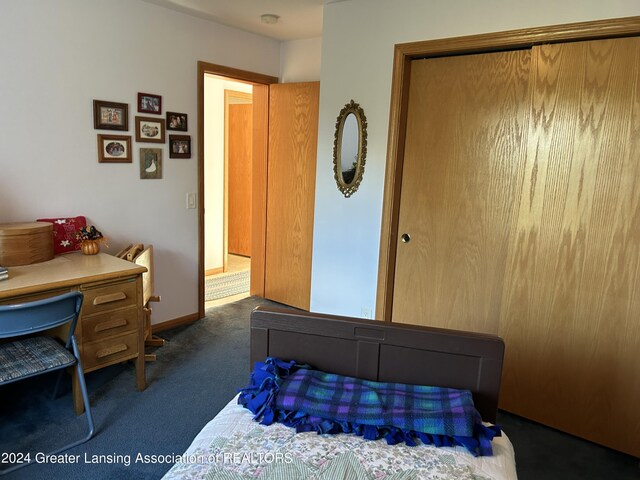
[36,216,87,254]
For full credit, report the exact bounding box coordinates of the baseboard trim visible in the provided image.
[152,312,200,333]
[205,267,224,276]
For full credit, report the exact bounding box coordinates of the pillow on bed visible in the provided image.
[239,357,501,456]
[36,216,87,254]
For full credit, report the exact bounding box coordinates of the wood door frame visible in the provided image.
[375,16,640,321]
[224,90,253,269]
[197,61,278,319]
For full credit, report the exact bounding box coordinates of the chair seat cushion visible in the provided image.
[0,336,76,385]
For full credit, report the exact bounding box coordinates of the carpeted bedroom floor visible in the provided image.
[0,296,638,479]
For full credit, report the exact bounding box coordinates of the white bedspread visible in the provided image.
[163,395,518,480]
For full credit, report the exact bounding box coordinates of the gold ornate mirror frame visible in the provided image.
[333,100,367,198]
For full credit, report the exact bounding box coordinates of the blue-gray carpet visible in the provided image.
[1,296,638,479]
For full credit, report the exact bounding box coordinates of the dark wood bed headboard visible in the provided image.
[250,306,505,423]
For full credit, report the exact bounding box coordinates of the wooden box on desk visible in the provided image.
[0,222,54,267]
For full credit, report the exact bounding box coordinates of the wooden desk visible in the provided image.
[0,253,147,413]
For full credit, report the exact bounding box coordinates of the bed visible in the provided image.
[162,306,518,479]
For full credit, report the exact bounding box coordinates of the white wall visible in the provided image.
[0,0,280,324]
[203,76,252,272]
[310,0,640,318]
[280,37,322,82]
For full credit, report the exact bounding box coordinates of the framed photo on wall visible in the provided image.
[97,134,132,163]
[135,116,165,143]
[138,92,162,114]
[166,111,188,131]
[169,135,191,158]
[93,100,128,130]
[140,148,162,179]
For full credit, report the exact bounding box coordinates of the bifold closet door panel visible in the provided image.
[392,49,531,334]
[264,82,319,310]
[499,37,640,457]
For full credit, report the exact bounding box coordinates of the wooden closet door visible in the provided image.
[227,103,252,257]
[264,82,319,310]
[392,50,531,333]
[499,37,640,457]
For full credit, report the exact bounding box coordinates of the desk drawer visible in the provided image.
[0,288,70,305]
[82,306,137,343]
[82,332,138,370]
[82,280,137,315]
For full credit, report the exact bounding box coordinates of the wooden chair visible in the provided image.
[115,244,165,361]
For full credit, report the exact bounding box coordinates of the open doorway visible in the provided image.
[203,77,252,308]
[197,62,278,318]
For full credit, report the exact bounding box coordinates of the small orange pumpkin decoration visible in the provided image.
[77,225,104,255]
[81,240,100,255]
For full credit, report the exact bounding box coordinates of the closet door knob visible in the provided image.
[401,233,411,243]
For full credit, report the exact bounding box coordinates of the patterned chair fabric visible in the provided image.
[0,336,76,384]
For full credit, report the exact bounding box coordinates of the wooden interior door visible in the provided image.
[264,82,319,310]
[499,37,640,457]
[227,102,252,257]
[391,36,640,457]
[392,50,532,334]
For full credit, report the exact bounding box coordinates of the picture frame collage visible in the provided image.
[93,93,191,180]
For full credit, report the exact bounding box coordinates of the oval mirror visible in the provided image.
[333,100,367,197]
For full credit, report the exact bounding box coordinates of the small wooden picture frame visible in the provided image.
[93,100,128,131]
[140,148,162,179]
[166,111,188,131]
[135,116,165,143]
[169,135,191,158]
[97,134,132,163]
[138,92,162,114]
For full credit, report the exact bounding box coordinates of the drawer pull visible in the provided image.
[96,344,128,359]
[94,318,128,333]
[93,292,127,306]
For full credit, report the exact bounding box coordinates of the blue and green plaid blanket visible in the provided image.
[238,357,501,456]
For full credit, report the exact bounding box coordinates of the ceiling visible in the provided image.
[141,0,346,41]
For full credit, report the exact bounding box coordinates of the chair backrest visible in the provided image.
[0,292,83,339]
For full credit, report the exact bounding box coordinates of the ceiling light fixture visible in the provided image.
[260,14,280,25]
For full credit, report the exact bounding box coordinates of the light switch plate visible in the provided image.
[186,192,197,209]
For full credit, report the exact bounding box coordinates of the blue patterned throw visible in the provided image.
[238,357,501,456]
